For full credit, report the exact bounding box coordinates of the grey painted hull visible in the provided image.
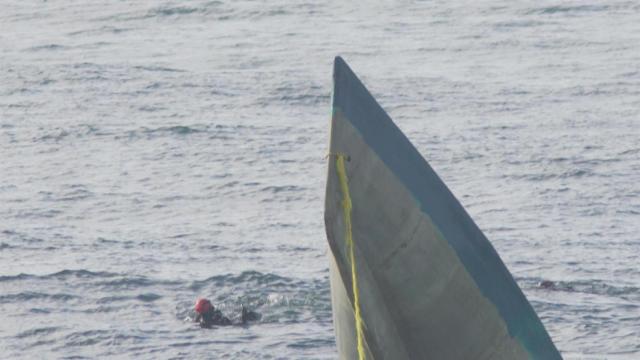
[324,57,561,359]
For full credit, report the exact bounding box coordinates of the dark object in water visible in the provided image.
[194,298,231,328]
[538,280,556,289]
[241,304,260,323]
[194,298,259,328]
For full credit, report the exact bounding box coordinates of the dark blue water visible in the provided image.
[1,1,639,358]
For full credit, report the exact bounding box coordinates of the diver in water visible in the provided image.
[194,298,259,328]
[194,298,231,328]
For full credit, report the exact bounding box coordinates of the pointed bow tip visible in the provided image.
[333,56,349,77]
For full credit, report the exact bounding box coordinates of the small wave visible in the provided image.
[527,5,610,15]
[1,230,43,243]
[258,92,330,107]
[261,185,304,193]
[26,44,67,52]
[616,209,640,215]
[493,20,548,29]
[504,168,594,181]
[132,65,185,73]
[16,326,61,339]
[619,148,640,156]
[96,295,131,304]
[141,125,205,136]
[95,275,181,291]
[570,281,640,300]
[287,337,335,349]
[115,124,217,141]
[43,189,93,202]
[68,26,133,37]
[257,81,329,107]
[244,8,291,20]
[96,276,155,289]
[189,271,302,292]
[277,93,330,106]
[526,278,640,300]
[62,329,112,348]
[35,130,70,142]
[32,125,105,143]
[137,105,167,112]
[51,269,118,279]
[39,78,55,86]
[219,181,239,189]
[0,269,117,283]
[136,293,162,302]
[0,183,17,192]
[30,308,51,314]
[96,237,121,245]
[147,6,200,17]
[264,223,299,230]
[0,273,36,282]
[0,291,78,303]
[169,340,234,348]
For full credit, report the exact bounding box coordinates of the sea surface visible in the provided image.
[1,1,639,358]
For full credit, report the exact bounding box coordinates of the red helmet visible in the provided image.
[195,298,212,314]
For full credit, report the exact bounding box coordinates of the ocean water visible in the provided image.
[1,0,639,358]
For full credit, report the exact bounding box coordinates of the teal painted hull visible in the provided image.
[324,57,561,359]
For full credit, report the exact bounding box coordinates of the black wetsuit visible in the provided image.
[196,305,260,328]
[196,308,232,328]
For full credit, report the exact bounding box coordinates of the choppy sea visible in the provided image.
[1,1,639,358]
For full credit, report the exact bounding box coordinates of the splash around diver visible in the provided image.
[194,298,260,328]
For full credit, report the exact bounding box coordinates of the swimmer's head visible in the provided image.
[195,298,212,314]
